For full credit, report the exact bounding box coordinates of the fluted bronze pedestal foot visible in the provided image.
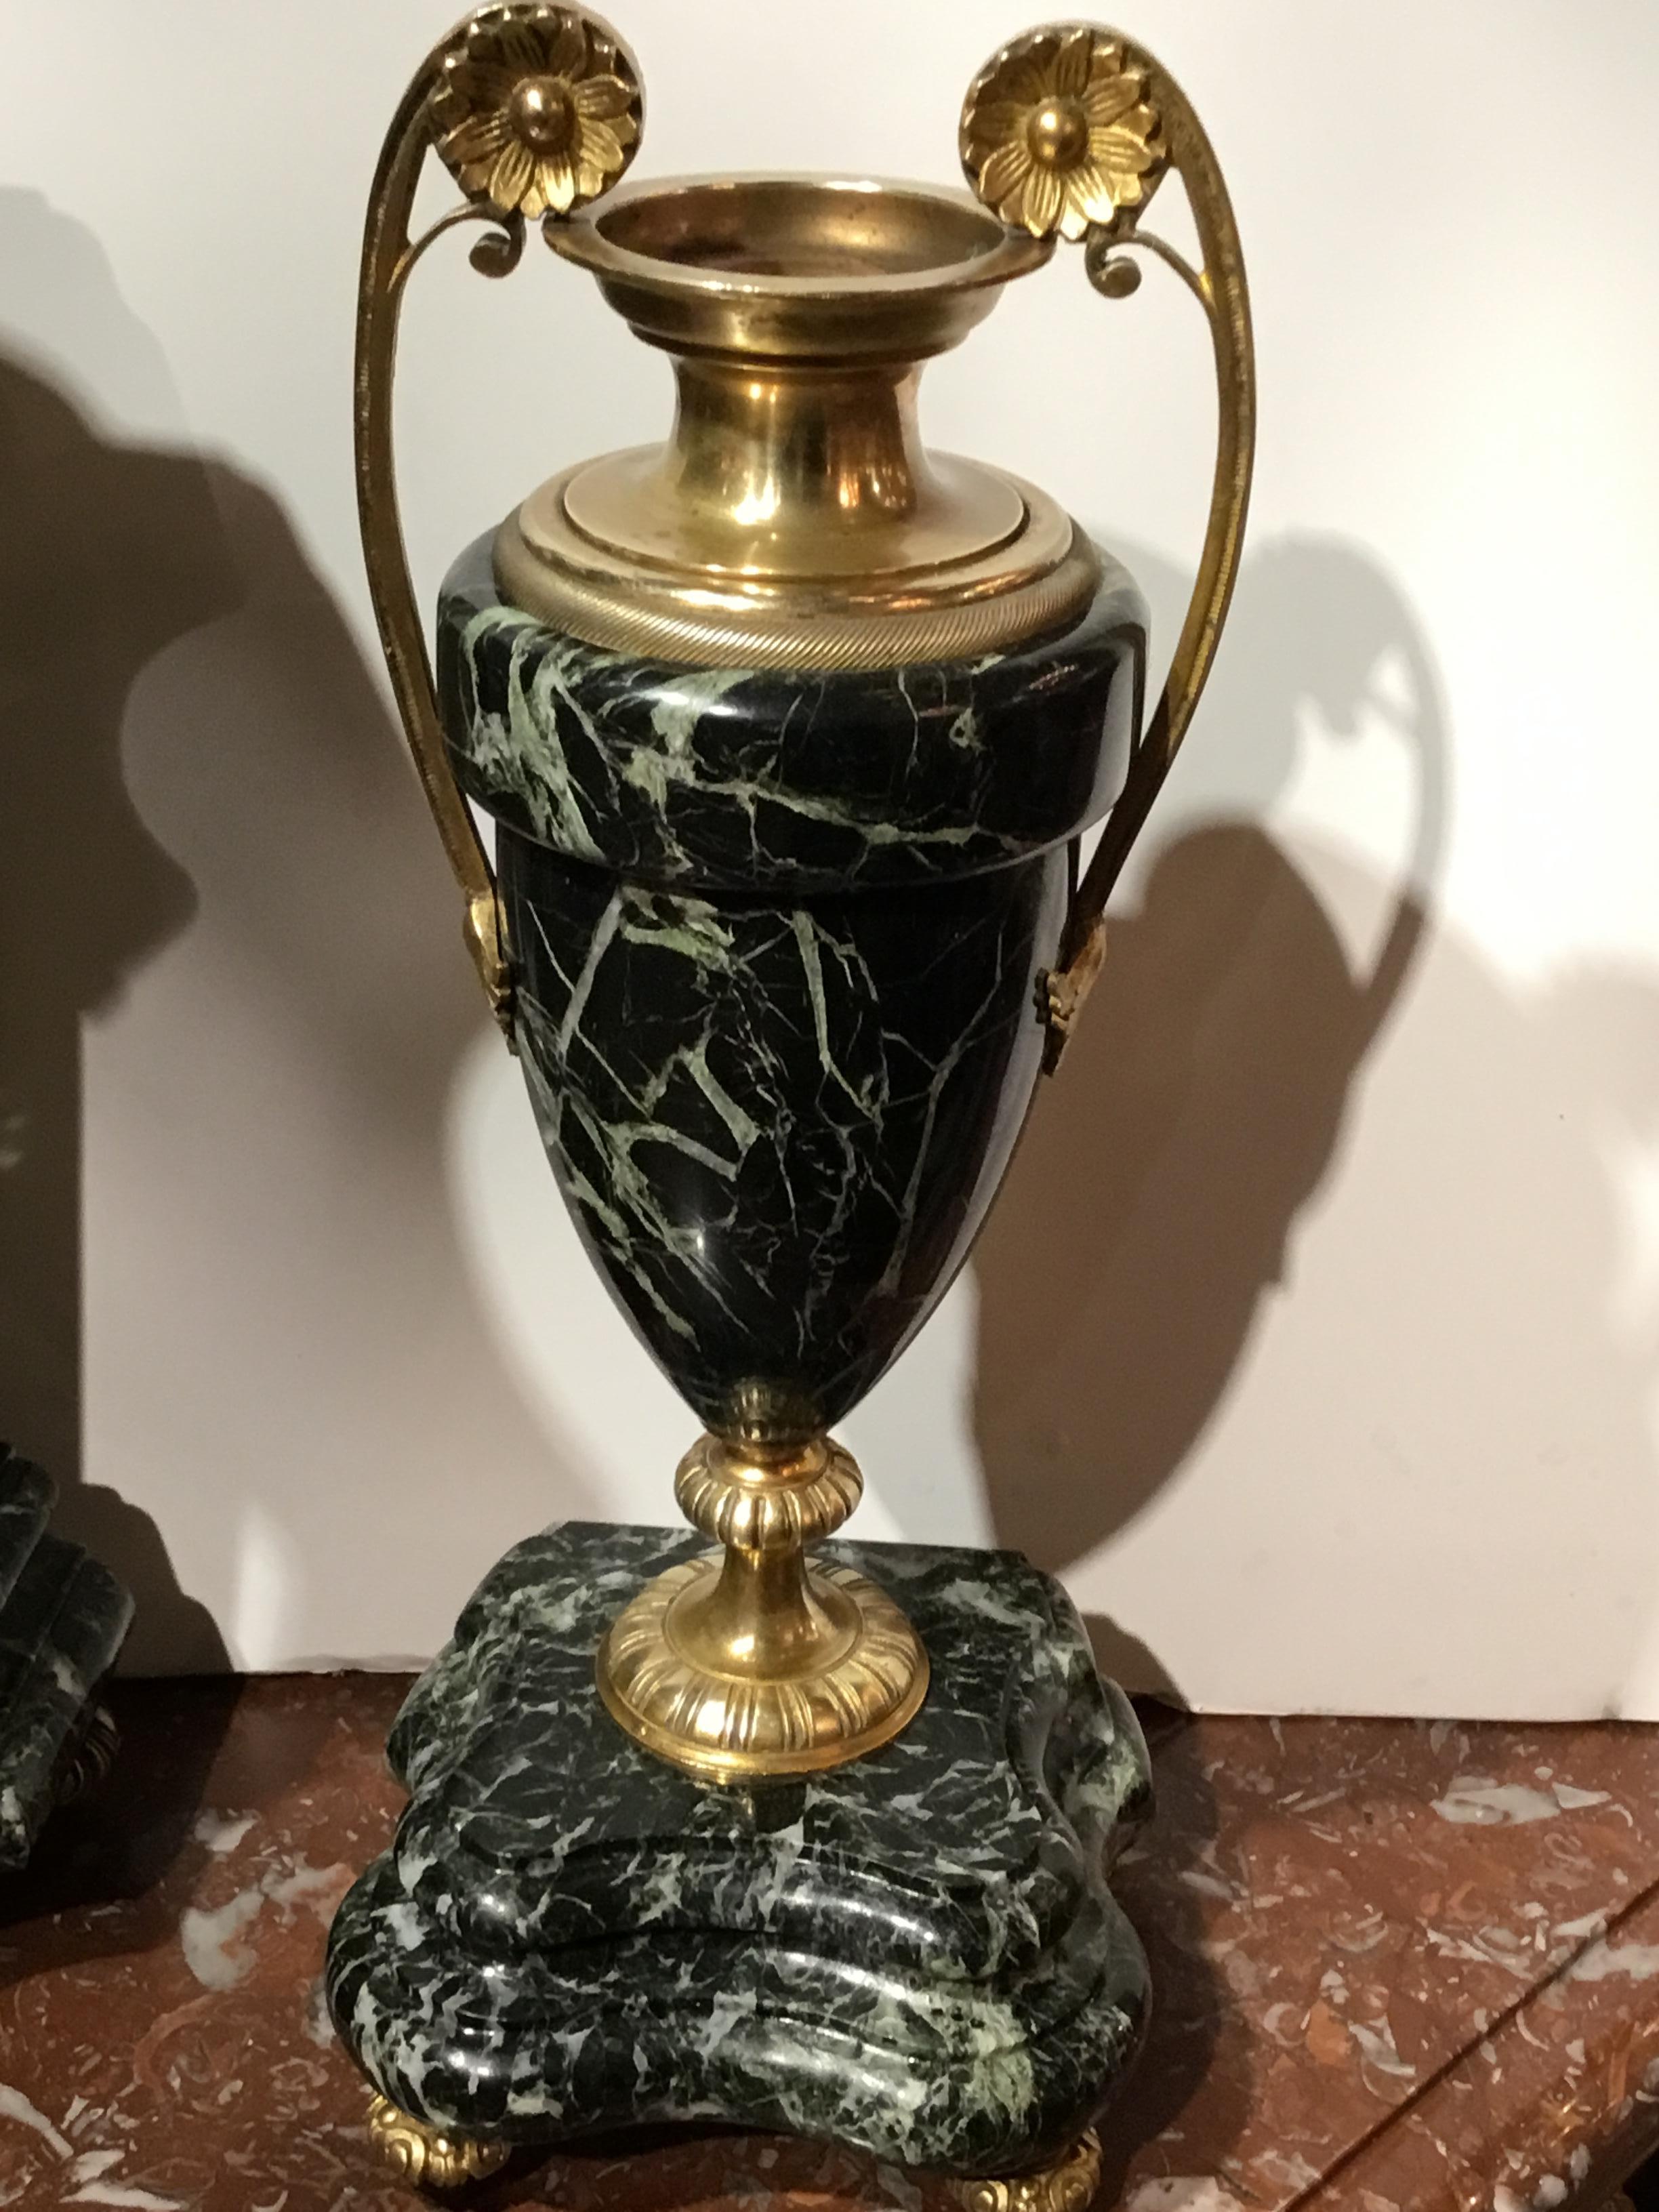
[366,2093,508,2191]
[596,1431,928,1782]
[948,2131,1103,2212]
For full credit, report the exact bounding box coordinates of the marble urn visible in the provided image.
[327,2,1254,2195]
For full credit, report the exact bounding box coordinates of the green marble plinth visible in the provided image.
[326,1521,1152,2177]
[0,1446,132,1870]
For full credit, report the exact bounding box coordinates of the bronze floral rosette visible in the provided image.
[960,25,1164,239]
[430,1,642,219]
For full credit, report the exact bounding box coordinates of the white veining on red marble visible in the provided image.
[5,1687,1659,2211]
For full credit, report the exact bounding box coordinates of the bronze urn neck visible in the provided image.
[494,171,1098,670]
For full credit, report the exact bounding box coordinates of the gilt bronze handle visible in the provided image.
[354,3,646,1033]
[961,24,1256,1071]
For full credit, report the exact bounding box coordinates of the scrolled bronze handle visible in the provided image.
[355,3,645,1034]
[960,23,1256,1071]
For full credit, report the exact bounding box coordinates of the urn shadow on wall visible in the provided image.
[325,3,1254,2192]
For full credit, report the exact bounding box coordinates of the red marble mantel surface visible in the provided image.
[2,1679,1658,2211]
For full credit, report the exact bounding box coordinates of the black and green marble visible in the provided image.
[506,839,1070,1433]
[325,1521,1151,2175]
[436,537,1145,1437]
[438,537,1144,894]
[0,1445,133,1870]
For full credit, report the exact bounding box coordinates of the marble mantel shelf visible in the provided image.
[2,1676,1658,2211]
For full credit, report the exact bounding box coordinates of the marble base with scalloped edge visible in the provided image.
[325,1521,1152,2177]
